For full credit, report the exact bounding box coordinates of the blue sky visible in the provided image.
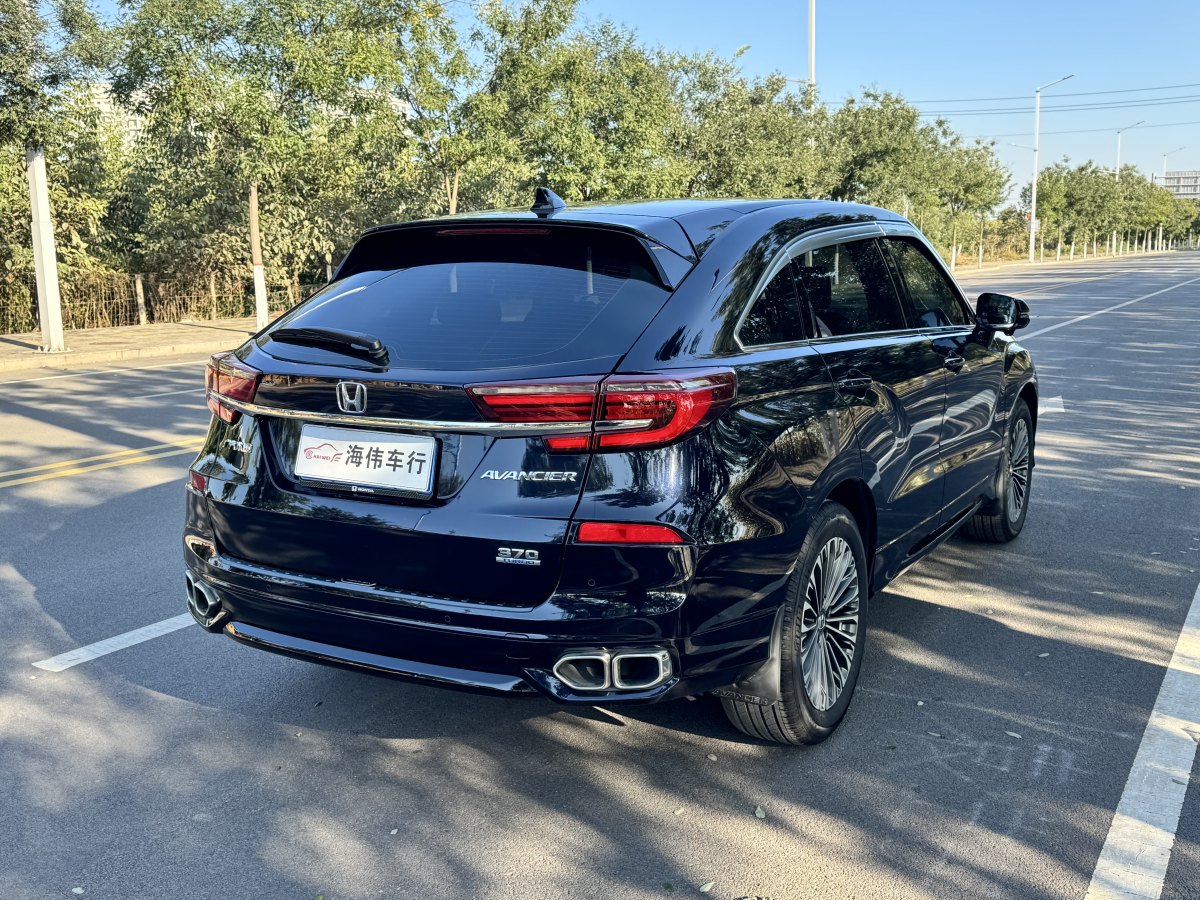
[572,0,1200,191]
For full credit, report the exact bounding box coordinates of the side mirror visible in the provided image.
[975,293,1030,334]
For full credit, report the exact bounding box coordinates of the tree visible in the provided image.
[668,51,826,199]
[112,0,462,286]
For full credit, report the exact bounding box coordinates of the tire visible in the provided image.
[964,398,1034,543]
[721,502,868,745]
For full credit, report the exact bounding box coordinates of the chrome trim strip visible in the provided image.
[209,553,544,616]
[733,221,888,351]
[468,383,600,396]
[215,395,651,435]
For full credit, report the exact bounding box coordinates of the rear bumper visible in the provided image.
[184,549,770,704]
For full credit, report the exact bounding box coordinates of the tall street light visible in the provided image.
[1029,74,1075,262]
[1115,120,1146,180]
[807,0,816,87]
[1163,146,1186,180]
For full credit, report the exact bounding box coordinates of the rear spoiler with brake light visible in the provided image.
[335,219,696,290]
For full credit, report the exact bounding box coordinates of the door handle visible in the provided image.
[835,375,873,397]
[943,354,965,373]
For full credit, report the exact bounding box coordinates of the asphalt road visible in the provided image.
[1,254,1198,900]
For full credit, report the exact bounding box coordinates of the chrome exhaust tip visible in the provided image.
[185,574,226,631]
[612,650,673,690]
[552,651,612,691]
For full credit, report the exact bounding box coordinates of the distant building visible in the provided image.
[88,83,145,146]
[1162,170,1200,201]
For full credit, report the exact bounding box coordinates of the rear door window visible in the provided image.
[885,238,971,328]
[270,228,674,369]
[793,240,908,336]
[740,263,806,346]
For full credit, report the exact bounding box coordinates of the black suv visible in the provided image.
[184,192,1036,745]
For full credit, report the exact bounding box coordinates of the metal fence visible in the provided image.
[0,272,324,335]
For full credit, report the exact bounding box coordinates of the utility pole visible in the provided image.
[248,182,268,330]
[23,0,65,353]
[1029,75,1074,262]
[1115,121,1145,180]
[27,147,65,351]
[807,0,816,87]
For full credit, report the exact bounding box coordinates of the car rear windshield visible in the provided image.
[270,227,675,369]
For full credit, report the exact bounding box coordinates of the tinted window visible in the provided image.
[272,228,673,369]
[887,238,969,328]
[794,240,907,336]
[740,263,805,346]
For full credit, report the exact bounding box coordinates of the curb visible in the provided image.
[952,250,1178,279]
[0,334,251,373]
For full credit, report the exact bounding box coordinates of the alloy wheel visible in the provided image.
[1007,418,1031,523]
[799,536,861,711]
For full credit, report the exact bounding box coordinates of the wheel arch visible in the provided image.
[822,477,878,593]
[1018,381,1038,441]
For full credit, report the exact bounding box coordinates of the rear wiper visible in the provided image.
[268,327,389,365]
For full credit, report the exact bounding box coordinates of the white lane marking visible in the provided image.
[32,614,195,672]
[0,359,207,387]
[1039,395,1065,414]
[1085,580,1200,900]
[1023,276,1200,340]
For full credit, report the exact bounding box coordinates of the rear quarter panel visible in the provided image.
[586,209,875,662]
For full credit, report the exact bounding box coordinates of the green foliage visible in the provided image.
[0,84,127,277]
[0,0,107,146]
[1023,160,1197,245]
[669,54,825,198]
[5,0,1196,315]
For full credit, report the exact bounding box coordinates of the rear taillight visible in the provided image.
[468,381,600,423]
[596,373,736,450]
[466,369,735,452]
[467,379,600,452]
[205,352,262,423]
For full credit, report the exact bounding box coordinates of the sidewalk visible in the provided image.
[0,316,260,373]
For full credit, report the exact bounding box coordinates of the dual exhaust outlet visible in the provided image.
[552,649,673,692]
[185,572,226,631]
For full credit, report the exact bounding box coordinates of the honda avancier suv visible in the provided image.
[184,191,1036,745]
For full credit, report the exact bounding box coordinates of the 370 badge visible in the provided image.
[496,547,541,566]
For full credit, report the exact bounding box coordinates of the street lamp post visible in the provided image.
[1115,121,1145,180]
[1163,146,1186,180]
[1029,74,1075,262]
[807,0,816,87]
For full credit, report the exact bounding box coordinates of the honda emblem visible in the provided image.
[336,381,368,414]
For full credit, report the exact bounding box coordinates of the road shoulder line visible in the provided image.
[1085,580,1200,899]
